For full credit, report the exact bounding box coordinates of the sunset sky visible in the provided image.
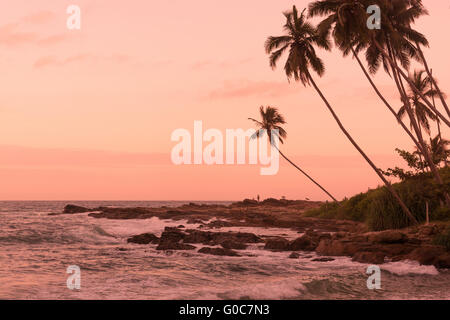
[0,0,449,201]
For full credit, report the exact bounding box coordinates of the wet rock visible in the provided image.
[206,220,234,228]
[434,253,450,269]
[366,230,407,244]
[311,257,335,262]
[264,238,290,251]
[184,229,262,246]
[198,247,240,257]
[288,235,317,251]
[159,227,185,243]
[220,240,247,250]
[127,233,159,245]
[352,251,386,264]
[63,204,91,214]
[289,252,300,259]
[156,242,195,251]
[316,239,367,256]
[418,224,440,237]
[186,218,205,224]
[407,246,447,266]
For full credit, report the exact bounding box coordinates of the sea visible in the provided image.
[1,201,449,300]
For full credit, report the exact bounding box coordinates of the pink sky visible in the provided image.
[0,0,449,201]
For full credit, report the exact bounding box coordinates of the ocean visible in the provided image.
[0,201,449,300]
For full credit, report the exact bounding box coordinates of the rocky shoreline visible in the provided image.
[53,201,450,269]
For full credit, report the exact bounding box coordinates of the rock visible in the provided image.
[366,230,407,244]
[220,240,247,250]
[183,230,212,244]
[156,242,196,251]
[311,257,335,262]
[198,247,239,256]
[63,204,91,214]
[264,238,290,251]
[242,199,259,206]
[288,235,317,251]
[186,218,205,224]
[159,227,185,244]
[184,229,262,245]
[289,252,300,259]
[177,225,185,228]
[352,251,386,264]
[206,220,234,228]
[418,224,439,237]
[316,239,364,256]
[434,253,450,269]
[127,233,159,245]
[407,246,447,266]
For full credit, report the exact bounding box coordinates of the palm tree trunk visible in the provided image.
[416,44,450,119]
[306,71,418,225]
[372,38,450,128]
[430,69,442,141]
[351,47,427,156]
[273,146,337,202]
[387,44,450,206]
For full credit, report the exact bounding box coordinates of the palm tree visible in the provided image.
[398,70,437,137]
[266,5,418,224]
[368,0,450,205]
[309,0,448,206]
[409,0,450,118]
[366,0,450,128]
[429,135,449,168]
[308,0,426,173]
[249,106,337,202]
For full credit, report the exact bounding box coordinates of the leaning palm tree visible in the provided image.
[309,0,448,206]
[429,135,449,168]
[366,0,450,128]
[266,5,417,224]
[398,70,437,137]
[308,0,427,174]
[249,106,337,202]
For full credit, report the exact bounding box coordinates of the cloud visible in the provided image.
[192,58,253,70]
[33,53,131,68]
[22,11,55,25]
[0,12,71,47]
[0,145,170,167]
[0,23,39,46]
[37,34,71,46]
[206,80,296,100]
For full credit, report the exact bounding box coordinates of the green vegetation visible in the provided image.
[305,167,450,231]
[433,226,450,251]
[265,1,450,229]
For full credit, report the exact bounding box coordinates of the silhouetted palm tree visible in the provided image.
[249,106,337,202]
[266,5,417,224]
[309,0,447,206]
[398,70,437,136]
[308,0,425,170]
[366,0,450,128]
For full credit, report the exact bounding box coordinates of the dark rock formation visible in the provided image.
[311,257,335,262]
[264,238,290,251]
[127,233,159,245]
[198,247,240,256]
[352,251,386,264]
[156,242,196,251]
[220,240,247,250]
[63,204,91,214]
[288,252,300,259]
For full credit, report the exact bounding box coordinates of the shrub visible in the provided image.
[433,226,450,251]
[304,167,450,231]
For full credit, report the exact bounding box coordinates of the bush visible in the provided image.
[304,167,450,231]
[433,227,450,251]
